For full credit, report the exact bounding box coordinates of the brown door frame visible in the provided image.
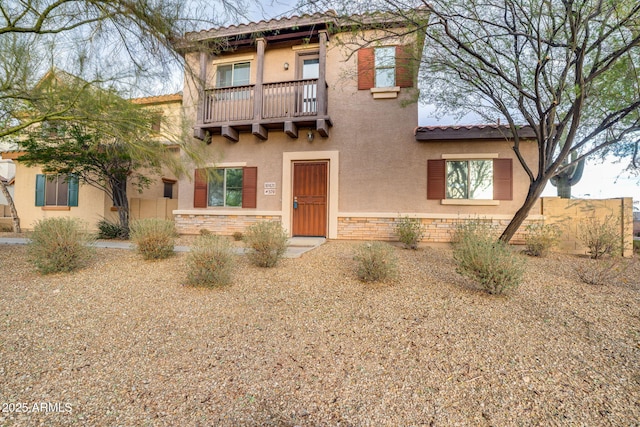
[292,160,328,237]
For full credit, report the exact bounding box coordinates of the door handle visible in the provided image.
[293,196,298,209]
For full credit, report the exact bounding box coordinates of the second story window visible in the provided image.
[374,47,396,88]
[216,62,250,87]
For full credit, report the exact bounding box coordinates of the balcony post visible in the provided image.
[317,30,328,117]
[194,51,208,140]
[254,38,266,121]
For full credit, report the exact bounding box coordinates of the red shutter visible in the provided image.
[242,167,257,208]
[194,168,207,208]
[427,159,446,200]
[396,45,414,88]
[493,159,513,200]
[357,48,375,90]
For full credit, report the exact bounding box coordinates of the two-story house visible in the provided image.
[174,11,540,242]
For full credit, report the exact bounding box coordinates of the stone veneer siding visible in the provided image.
[175,214,281,235]
[337,216,540,245]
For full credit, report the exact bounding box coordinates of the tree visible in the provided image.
[0,0,257,232]
[18,75,179,235]
[302,0,640,242]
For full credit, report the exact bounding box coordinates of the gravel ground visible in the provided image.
[0,239,639,426]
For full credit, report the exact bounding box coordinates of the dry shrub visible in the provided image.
[243,221,288,267]
[394,216,426,249]
[129,218,176,260]
[28,217,94,274]
[577,214,621,259]
[186,234,235,287]
[452,221,525,295]
[524,223,561,257]
[575,257,628,286]
[354,241,398,283]
[96,217,128,240]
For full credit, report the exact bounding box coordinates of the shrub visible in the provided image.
[394,216,425,249]
[452,221,525,295]
[243,221,288,267]
[129,218,176,260]
[199,228,212,236]
[575,258,627,286]
[96,218,128,240]
[232,231,244,241]
[524,223,561,257]
[28,217,94,274]
[577,214,621,259]
[354,241,398,283]
[185,234,235,287]
[634,239,640,254]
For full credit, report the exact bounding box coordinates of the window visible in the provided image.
[446,160,493,199]
[35,174,79,207]
[357,46,414,91]
[427,159,512,201]
[216,62,250,87]
[208,168,243,207]
[193,167,257,209]
[374,47,396,88]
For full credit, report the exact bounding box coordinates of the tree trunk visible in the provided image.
[110,177,130,237]
[499,178,548,243]
[0,179,20,233]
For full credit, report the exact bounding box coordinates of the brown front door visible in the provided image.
[292,162,327,237]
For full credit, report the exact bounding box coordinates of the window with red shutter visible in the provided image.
[193,169,207,208]
[242,167,257,208]
[357,48,375,90]
[395,45,414,88]
[427,158,512,201]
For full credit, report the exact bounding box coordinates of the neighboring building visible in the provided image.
[173,11,541,242]
[1,92,183,231]
[0,159,16,221]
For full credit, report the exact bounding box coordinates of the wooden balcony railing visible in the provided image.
[202,85,255,123]
[201,79,326,125]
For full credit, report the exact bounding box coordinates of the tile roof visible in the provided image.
[130,93,182,105]
[415,124,536,141]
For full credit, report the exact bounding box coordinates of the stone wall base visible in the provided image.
[337,216,539,245]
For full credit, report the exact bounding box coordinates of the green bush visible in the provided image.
[185,234,235,287]
[634,239,639,254]
[96,218,128,239]
[452,221,525,295]
[577,215,621,259]
[243,221,288,267]
[354,241,398,283]
[28,217,95,274]
[524,223,561,257]
[394,216,425,249]
[129,218,176,260]
[232,231,244,241]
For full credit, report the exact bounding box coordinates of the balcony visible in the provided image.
[195,78,332,142]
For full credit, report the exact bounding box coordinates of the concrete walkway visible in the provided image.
[0,236,326,259]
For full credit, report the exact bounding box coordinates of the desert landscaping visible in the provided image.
[0,237,639,426]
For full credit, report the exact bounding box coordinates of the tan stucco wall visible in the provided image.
[13,162,114,230]
[179,28,540,237]
[542,197,634,257]
[13,162,176,231]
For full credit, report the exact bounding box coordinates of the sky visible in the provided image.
[247,1,639,208]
